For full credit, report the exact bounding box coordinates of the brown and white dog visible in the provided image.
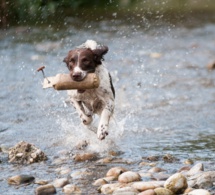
[63,40,115,140]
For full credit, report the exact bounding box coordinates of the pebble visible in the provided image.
[154,187,174,195]
[188,189,211,195]
[131,181,165,191]
[118,171,141,183]
[139,161,156,167]
[34,180,49,185]
[93,178,108,186]
[164,173,188,194]
[35,184,56,195]
[8,174,35,185]
[106,167,128,178]
[207,61,215,70]
[138,189,156,195]
[148,167,166,173]
[62,184,81,194]
[184,159,194,165]
[99,183,127,194]
[186,163,204,176]
[113,186,139,195]
[53,178,69,188]
[73,152,97,162]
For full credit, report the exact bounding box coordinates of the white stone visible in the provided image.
[188,189,211,195]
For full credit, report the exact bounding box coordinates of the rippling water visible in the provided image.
[0,15,215,194]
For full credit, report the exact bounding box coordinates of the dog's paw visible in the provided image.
[81,114,93,125]
[97,124,108,140]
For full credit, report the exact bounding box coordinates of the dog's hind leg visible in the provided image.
[70,99,93,125]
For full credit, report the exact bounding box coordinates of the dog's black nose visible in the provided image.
[72,72,82,81]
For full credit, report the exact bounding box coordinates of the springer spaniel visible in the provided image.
[63,40,115,140]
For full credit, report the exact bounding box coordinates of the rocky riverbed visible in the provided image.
[1,141,215,195]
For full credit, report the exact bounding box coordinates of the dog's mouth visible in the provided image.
[77,89,86,93]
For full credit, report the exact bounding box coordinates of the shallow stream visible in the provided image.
[0,14,215,194]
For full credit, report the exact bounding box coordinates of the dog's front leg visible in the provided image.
[70,99,93,125]
[97,100,114,140]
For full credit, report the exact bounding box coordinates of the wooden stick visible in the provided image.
[43,73,100,90]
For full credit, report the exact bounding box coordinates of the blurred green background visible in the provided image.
[1,0,215,28]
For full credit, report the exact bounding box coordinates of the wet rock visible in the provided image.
[62,184,81,194]
[34,180,49,185]
[178,166,191,173]
[97,157,114,163]
[93,178,108,186]
[118,171,141,183]
[106,167,128,178]
[131,181,164,191]
[148,167,166,173]
[8,141,47,164]
[188,171,215,188]
[99,183,128,194]
[138,189,156,195]
[53,178,69,188]
[186,163,204,176]
[8,174,35,185]
[35,184,56,195]
[150,52,162,59]
[113,186,139,195]
[164,173,188,194]
[207,61,215,70]
[154,187,174,195]
[162,154,178,163]
[139,161,156,167]
[188,189,211,195]
[146,156,159,161]
[73,152,97,162]
[184,159,194,165]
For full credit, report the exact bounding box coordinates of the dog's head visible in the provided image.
[63,46,108,81]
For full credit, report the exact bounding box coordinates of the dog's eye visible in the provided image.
[83,59,90,65]
[70,58,75,63]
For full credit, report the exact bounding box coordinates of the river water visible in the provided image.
[0,14,215,194]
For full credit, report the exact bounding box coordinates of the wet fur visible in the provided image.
[63,40,115,140]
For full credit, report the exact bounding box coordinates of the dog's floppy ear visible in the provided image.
[92,46,108,65]
[63,56,68,64]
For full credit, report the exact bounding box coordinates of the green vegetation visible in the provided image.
[1,0,215,28]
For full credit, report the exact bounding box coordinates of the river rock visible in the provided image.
[35,184,56,195]
[113,186,139,195]
[207,61,215,70]
[132,181,164,191]
[188,171,215,188]
[188,189,211,195]
[93,178,108,186]
[154,187,174,195]
[8,174,35,185]
[99,183,128,194]
[164,173,187,194]
[118,171,141,183]
[53,178,69,188]
[162,154,178,163]
[138,189,156,195]
[148,167,165,173]
[62,184,81,194]
[8,141,47,164]
[34,180,49,185]
[73,152,97,162]
[106,167,128,178]
[186,163,204,176]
